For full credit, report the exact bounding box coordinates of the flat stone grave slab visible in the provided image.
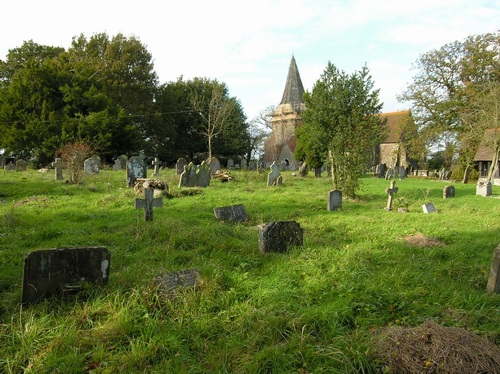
[258,221,303,254]
[22,246,110,306]
[422,202,437,214]
[213,204,248,222]
[153,269,201,297]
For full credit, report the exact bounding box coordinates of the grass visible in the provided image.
[0,167,499,373]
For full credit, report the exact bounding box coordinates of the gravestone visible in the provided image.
[176,158,187,175]
[213,204,248,222]
[179,162,197,187]
[476,181,492,196]
[422,202,437,214]
[84,157,100,174]
[281,160,288,171]
[249,160,257,171]
[258,221,303,254]
[4,162,15,171]
[113,159,121,171]
[328,190,342,211]
[443,185,455,199]
[267,161,282,186]
[127,155,147,187]
[227,159,234,169]
[16,159,28,171]
[152,157,160,177]
[118,154,128,169]
[209,157,221,175]
[235,163,240,169]
[135,187,163,221]
[289,161,298,171]
[487,244,500,293]
[196,161,211,187]
[240,158,247,169]
[22,246,110,306]
[153,269,201,296]
[385,180,398,211]
[52,158,63,180]
[399,166,407,180]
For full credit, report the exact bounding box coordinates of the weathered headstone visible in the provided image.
[153,269,201,296]
[328,190,342,211]
[258,221,303,254]
[113,159,121,171]
[281,160,288,171]
[422,202,437,214]
[135,187,163,221]
[249,160,257,171]
[22,246,110,306]
[16,159,28,171]
[267,161,282,186]
[487,244,500,293]
[476,181,492,197]
[227,159,235,169]
[209,157,221,175]
[127,155,147,187]
[240,158,247,169]
[118,154,128,169]
[4,162,15,171]
[84,157,100,174]
[52,158,63,180]
[152,157,160,177]
[443,185,455,199]
[196,161,211,187]
[213,204,248,222]
[176,158,187,175]
[289,161,298,171]
[399,166,407,180]
[385,180,398,211]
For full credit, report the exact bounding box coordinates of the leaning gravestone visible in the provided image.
[267,161,282,186]
[422,202,437,214]
[16,159,28,171]
[443,185,455,199]
[126,155,147,187]
[328,190,342,211]
[153,269,201,297]
[84,157,100,174]
[179,162,197,187]
[22,246,110,306]
[176,158,187,175]
[52,158,63,180]
[487,244,500,293]
[476,181,492,196]
[209,157,221,175]
[196,161,211,187]
[258,221,303,254]
[213,204,248,222]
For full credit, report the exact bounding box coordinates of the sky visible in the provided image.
[1,0,499,121]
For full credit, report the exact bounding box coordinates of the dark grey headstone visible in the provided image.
[258,221,303,254]
[22,246,110,306]
[214,204,248,222]
[487,245,500,293]
[422,202,437,214]
[328,190,342,211]
[127,155,147,187]
[443,185,455,199]
[153,269,201,296]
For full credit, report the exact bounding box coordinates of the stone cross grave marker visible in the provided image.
[213,204,248,222]
[267,161,282,186]
[22,246,110,307]
[135,186,163,221]
[52,158,63,180]
[16,159,28,171]
[422,202,437,214]
[385,180,398,211]
[127,155,147,187]
[328,190,342,211]
[153,269,201,297]
[487,244,500,293]
[443,185,455,199]
[258,221,303,254]
[152,157,160,177]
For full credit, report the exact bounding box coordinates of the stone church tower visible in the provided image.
[263,56,306,167]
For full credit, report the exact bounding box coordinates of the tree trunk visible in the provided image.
[487,148,500,183]
[462,164,470,184]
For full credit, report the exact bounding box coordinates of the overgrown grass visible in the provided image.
[0,168,499,373]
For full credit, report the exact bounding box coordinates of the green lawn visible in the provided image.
[0,168,499,373]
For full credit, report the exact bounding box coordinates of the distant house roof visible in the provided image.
[474,128,500,161]
[379,110,411,143]
[280,56,305,110]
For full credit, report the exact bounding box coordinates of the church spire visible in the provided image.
[280,55,305,110]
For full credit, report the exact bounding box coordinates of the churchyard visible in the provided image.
[0,166,499,373]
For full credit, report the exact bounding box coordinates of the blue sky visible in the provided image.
[1,0,499,121]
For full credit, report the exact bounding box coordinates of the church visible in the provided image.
[263,56,411,171]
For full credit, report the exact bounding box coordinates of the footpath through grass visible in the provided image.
[0,168,499,373]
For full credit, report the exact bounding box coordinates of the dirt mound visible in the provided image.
[403,232,444,248]
[376,320,500,373]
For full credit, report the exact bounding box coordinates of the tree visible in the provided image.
[398,31,500,179]
[302,62,385,197]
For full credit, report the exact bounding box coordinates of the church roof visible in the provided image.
[474,128,500,161]
[379,110,412,143]
[280,56,305,110]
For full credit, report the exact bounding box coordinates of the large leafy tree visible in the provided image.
[398,31,500,179]
[301,62,385,198]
